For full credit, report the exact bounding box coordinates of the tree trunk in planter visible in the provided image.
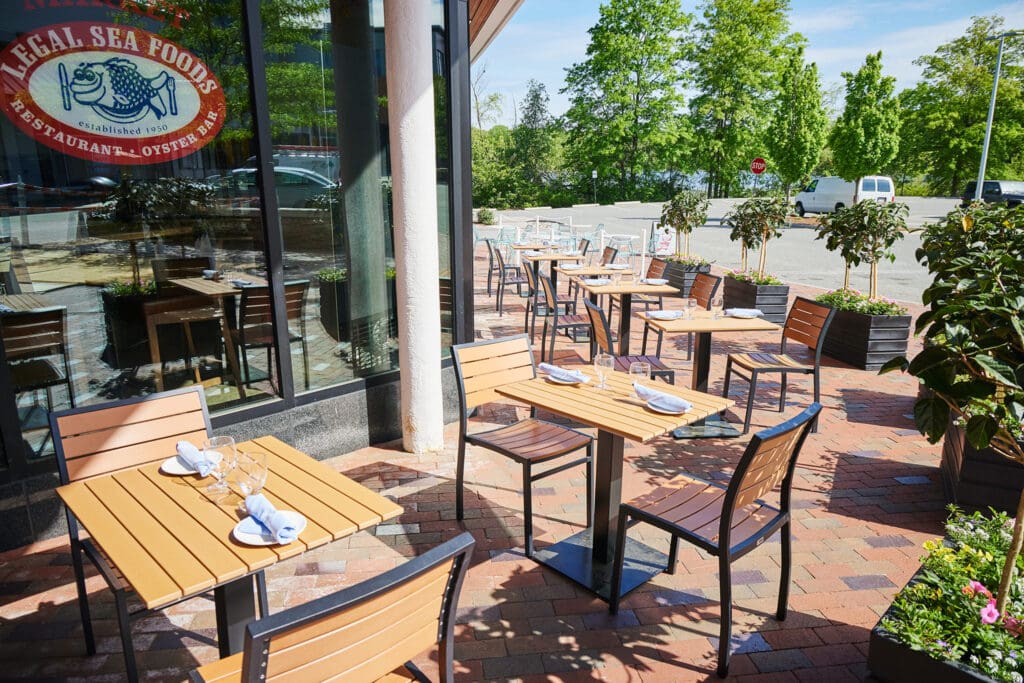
[868,567,999,682]
[940,420,1024,515]
[663,261,711,298]
[821,308,911,371]
[721,277,790,324]
[318,279,350,342]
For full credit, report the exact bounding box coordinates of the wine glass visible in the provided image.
[203,436,237,497]
[686,298,698,319]
[593,352,614,390]
[234,451,268,510]
[629,361,650,398]
[711,294,724,319]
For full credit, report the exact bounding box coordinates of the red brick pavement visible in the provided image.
[0,247,946,681]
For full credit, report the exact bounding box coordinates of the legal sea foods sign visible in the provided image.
[0,21,225,165]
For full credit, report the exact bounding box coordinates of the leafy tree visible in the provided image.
[896,16,1024,196]
[471,62,504,129]
[726,196,787,276]
[510,81,557,196]
[829,52,900,202]
[561,0,691,200]
[765,47,828,201]
[816,200,908,296]
[688,0,797,198]
[660,190,709,257]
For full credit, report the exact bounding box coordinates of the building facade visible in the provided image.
[0,0,490,550]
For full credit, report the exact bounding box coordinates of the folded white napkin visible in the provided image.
[641,278,668,285]
[725,308,764,318]
[606,263,629,270]
[538,363,590,384]
[647,310,683,320]
[176,440,214,477]
[523,250,543,256]
[633,382,692,413]
[230,278,253,287]
[245,494,302,544]
[584,277,611,286]
[561,263,582,269]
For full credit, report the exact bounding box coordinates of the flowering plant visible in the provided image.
[882,507,1024,682]
[665,254,711,267]
[104,279,157,297]
[725,269,784,286]
[815,288,907,316]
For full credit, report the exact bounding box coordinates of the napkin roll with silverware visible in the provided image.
[633,382,692,413]
[724,308,764,317]
[245,494,303,544]
[176,440,214,477]
[538,363,590,383]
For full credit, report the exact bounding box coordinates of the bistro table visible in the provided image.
[1,293,53,311]
[520,250,584,292]
[578,279,677,355]
[56,435,403,657]
[497,370,733,601]
[639,310,780,438]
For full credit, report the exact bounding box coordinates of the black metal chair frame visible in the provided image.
[493,246,528,317]
[538,273,589,363]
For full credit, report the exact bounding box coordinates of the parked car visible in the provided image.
[794,175,895,216]
[211,167,336,209]
[960,180,1024,208]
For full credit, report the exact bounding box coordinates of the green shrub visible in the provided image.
[476,208,496,225]
[316,268,347,283]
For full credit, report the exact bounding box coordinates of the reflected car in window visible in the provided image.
[211,167,337,209]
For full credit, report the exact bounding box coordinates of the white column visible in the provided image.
[384,0,443,453]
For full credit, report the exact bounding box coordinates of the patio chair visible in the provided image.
[231,280,310,391]
[566,238,593,302]
[452,335,593,558]
[599,245,619,266]
[641,271,721,359]
[538,273,590,363]
[143,295,237,393]
[583,298,674,384]
[50,386,269,683]
[494,246,528,317]
[484,237,514,296]
[190,532,475,683]
[151,256,213,294]
[722,297,835,434]
[522,259,577,342]
[609,256,667,317]
[609,403,821,677]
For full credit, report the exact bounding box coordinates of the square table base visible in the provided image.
[534,528,668,602]
[672,414,743,439]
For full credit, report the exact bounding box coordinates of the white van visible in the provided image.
[794,176,895,216]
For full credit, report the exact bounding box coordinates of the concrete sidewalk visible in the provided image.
[0,245,944,682]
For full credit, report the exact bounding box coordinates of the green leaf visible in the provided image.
[914,397,949,443]
[879,356,909,374]
[974,355,1022,389]
[964,415,998,449]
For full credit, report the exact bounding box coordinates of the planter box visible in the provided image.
[663,261,711,298]
[721,277,790,324]
[940,421,1024,515]
[821,308,912,371]
[868,568,998,682]
[318,278,350,342]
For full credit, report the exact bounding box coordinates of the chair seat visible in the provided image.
[555,313,589,326]
[193,651,419,682]
[623,474,779,549]
[728,352,812,373]
[614,355,672,374]
[10,358,66,392]
[467,418,591,463]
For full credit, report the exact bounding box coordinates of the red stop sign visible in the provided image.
[750,157,766,174]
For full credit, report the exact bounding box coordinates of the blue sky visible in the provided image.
[476,0,1024,127]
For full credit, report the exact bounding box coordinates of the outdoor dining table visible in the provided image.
[0,293,53,311]
[56,435,403,657]
[578,279,677,355]
[520,250,584,292]
[496,370,733,601]
[639,309,780,438]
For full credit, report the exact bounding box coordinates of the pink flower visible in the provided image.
[1005,615,1023,638]
[981,599,1000,625]
[963,580,993,599]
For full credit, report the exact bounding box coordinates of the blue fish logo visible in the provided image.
[59,57,177,124]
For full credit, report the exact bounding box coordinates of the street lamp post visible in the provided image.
[975,30,1022,201]
[591,169,597,204]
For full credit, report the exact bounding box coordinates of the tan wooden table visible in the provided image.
[1,293,53,310]
[497,370,732,601]
[640,310,780,437]
[521,251,583,292]
[553,264,634,278]
[578,280,678,355]
[56,435,402,656]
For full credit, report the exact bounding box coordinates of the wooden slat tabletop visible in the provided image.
[554,265,634,277]
[169,272,267,298]
[496,371,733,442]
[521,253,584,262]
[2,293,54,311]
[578,281,677,296]
[509,243,550,250]
[639,310,780,334]
[56,435,402,610]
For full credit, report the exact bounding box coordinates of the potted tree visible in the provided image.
[722,197,790,324]
[871,203,1024,682]
[660,189,712,297]
[814,200,912,370]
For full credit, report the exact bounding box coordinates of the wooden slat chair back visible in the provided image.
[451,335,593,557]
[152,257,213,294]
[577,237,591,256]
[583,298,674,384]
[191,533,475,683]
[236,280,310,391]
[722,297,836,433]
[599,246,618,266]
[646,257,668,279]
[609,404,821,677]
[1,306,76,414]
[50,386,226,683]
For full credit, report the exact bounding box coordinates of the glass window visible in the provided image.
[804,179,817,192]
[861,178,876,192]
[876,178,892,193]
[0,2,275,464]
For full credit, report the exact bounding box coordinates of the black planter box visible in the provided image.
[940,421,1024,515]
[318,278,350,342]
[821,309,911,371]
[721,277,790,324]
[663,261,711,298]
[868,569,998,682]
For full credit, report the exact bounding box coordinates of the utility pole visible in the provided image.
[975,30,1022,201]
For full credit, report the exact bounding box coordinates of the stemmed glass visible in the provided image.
[686,298,698,319]
[711,294,724,319]
[234,451,268,511]
[593,352,614,390]
[203,436,237,497]
[629,361,650,398]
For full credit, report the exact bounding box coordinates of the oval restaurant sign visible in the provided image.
[0,22,225,165]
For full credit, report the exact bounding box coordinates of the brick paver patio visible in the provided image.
[0,243,945,681]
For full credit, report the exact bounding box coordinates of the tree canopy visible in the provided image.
[765,47,828,199]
